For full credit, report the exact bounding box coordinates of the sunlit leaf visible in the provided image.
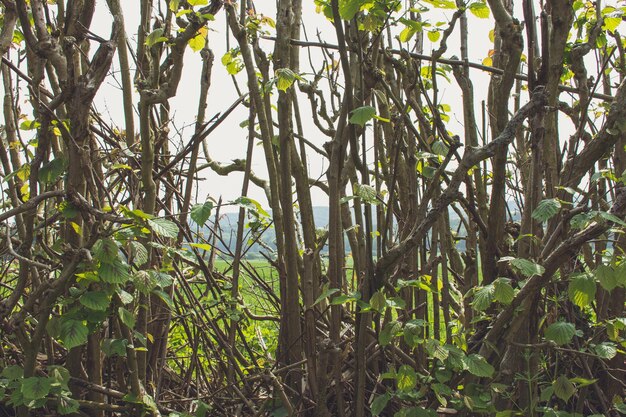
[532,199,561,222]
[568,273,596,308]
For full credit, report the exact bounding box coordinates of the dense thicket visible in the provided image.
[0,0,625,416]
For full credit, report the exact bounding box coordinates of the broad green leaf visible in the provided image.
[369,291,386,312]
[133,270,158,293]
[471,285,494,311]
[598,211,626,227]
[276,68,300,92]
[427,30,441,42]
[234,197,270,217]
[596,264,619,291]
[568,273,596,308]
[145,28,168,47]
[379,320,401,346]
[354,184,379,204]
[60,320,88,349]
[464,354,494,377]
[312,284,339,306]
[188,30,206,52]
[603,16,622,32]
[57,395,80,415]
[432,140,448,156]
[92,238,119,263]
[1,365,23,380]
[339,0,366,20]
[21,377,51,400]
[188,0,208,5]
[118,307,136,329]
[552,375,575,401]
[39,157,67,184]
[493,278,515,304]
[468,1,490,18]
[101,338,128,357]
[403,320,424,348]
[532,198,561,222]
[370,392,391,416]
[349,106,377,127]
[129,241,148,267]
[148,218,179,238]
[426,339,449,362]
[153,289,174,309]
[386,297,406,309]
[399,26,418,42]
[504,257,545,277]
[98,260,131,284]
[116,288,134,305]
[396,365,417,391]
[594,342,617,359]
[544,321,576,346]
[190,201,214,226]
[79,291,110,311]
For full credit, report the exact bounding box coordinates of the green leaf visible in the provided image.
[129,241,148,267]
[599,211,626,227]
[188,0,208,6]
[57,395,80,415]
[276,68,299,92]
[396,365,418,391]
[568,273,596,308]
[596,264,619,291]
[188,32,206,52]
[493,278,515,304]
[379,320,401,346]
[101,338,128,357]
[145,28,168,47]
[1,365,23,380]
[152,289,174,309]
[545,321,576,346]
[118,307,136,329]
[464,354,495,377]
[471,284,494,311]
[552,375,576,402]
[39,157,67,184]
[190,201,214,226]
[504,257,545,277]
[354,184,379,204]
[532,198,561,222]
[349,106,377,127]
[79,291,110,311]
[92,238,119,264]
[593,342,617,359]
[98,260,131,284]
[312,284,340,306]
[468,1,490,18]
[370,392,391,416]
[59,319,88,349]
[603,16,622,32]
[403,320,424,348]
[148,218,179,238]
[426,339,449,362]
[134,270,158,293]
[427,30,441,42]
[369,291,386,312]
[339,0,366,20]
[21,377,52,400]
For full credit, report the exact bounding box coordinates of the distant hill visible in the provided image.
[194,202,522,258]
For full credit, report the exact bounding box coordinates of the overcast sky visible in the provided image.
[87,0,615,213]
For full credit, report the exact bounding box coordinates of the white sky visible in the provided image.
[6,1,622,212]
